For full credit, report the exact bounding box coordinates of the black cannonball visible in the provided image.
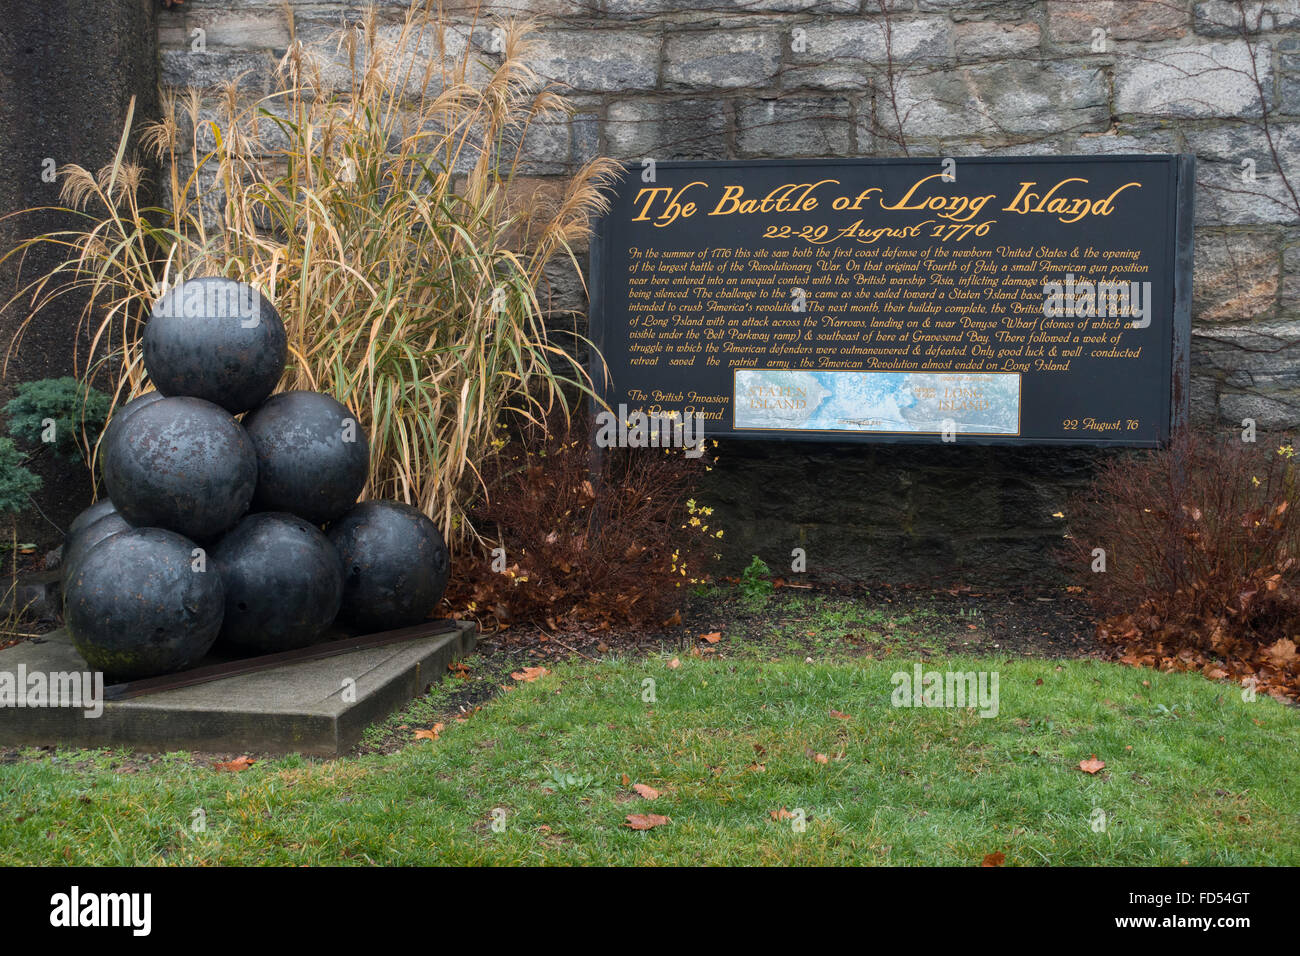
[67,498,119,540]
[99,390,164,467]
[62,511,132,589]
[212,512,343,654]
[328,500,449,633]
[103,396,257,542]
[243,390,369,525]
[64,528,224,681]
[145,277,287,414]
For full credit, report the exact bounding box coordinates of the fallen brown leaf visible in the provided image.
[624,813,670,831]
[1078,755,1106,774]
[511,666,549,683]
[413,723,445,741]
[632,784,660,800]
[1263,637,1297,665]
[981,851,1005,867]
[214,756,255,772]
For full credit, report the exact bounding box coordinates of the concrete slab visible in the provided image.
[0,622,476,756]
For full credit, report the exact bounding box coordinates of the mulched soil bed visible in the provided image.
[477,580,1104,663]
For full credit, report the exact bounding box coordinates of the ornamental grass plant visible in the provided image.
[2,2,619,547]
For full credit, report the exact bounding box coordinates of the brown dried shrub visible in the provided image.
[447,412,717,631]
[1064,429,1300,699]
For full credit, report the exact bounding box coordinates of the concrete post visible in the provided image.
[0,0,159,547]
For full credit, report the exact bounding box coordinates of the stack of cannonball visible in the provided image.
[62,277,450,681]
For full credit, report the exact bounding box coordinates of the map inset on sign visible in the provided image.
[732,370,1021,435]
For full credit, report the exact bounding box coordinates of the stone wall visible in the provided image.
[153,0,1299,584]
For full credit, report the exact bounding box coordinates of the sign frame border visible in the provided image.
[588,154,1195,449]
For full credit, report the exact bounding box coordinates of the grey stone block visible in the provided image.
[1070,129,1182,155]
[538,257,590,316]
[664,30,783,89]
[1281,73,1300,114]
[0,623,476,757]
[512,113,574,174]
[1219,389,1300,428]
[1115,40,1271,119]
[1283,240,1300,308]
[572,109,602,163]
[791,17,952,64]
[161,48,276,92]
[783,63,874,91]
[606,97,731,159]
[955,21,1041,58]
[1194,0,1300,37]
[736,96,855,157]
[1189,371,1220,426]
[171,10,292,50]
[606,0,858,14]
[936,140,1061,157]
[1186,125,1300,226]
[528,29,660,92]
[1047,0,1190,43]
[1194,321,1300,391]
[919,0,1024,11]
[1193,230,1281,322]
[881,60,1108,139]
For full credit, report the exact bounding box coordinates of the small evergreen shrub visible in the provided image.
[0,438,41,516]
[4,377,110,462]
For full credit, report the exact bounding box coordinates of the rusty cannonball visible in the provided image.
[65,528,224,681]
[103,396,257,542]
[243,390,369,525]
[99,390,164,469]
[145,277,287,414]
[67,498,120,540]
[62,511,133,592]
[212,512,343,654]
[328,500,449,633]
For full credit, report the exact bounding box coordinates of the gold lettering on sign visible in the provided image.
[879,172,995,222]
[614,163,1163,436]
[1001,178,1142,223]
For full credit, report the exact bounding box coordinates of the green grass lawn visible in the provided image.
[2,648,1297,865]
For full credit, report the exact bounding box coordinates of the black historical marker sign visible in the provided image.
[589,156,1194,446]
